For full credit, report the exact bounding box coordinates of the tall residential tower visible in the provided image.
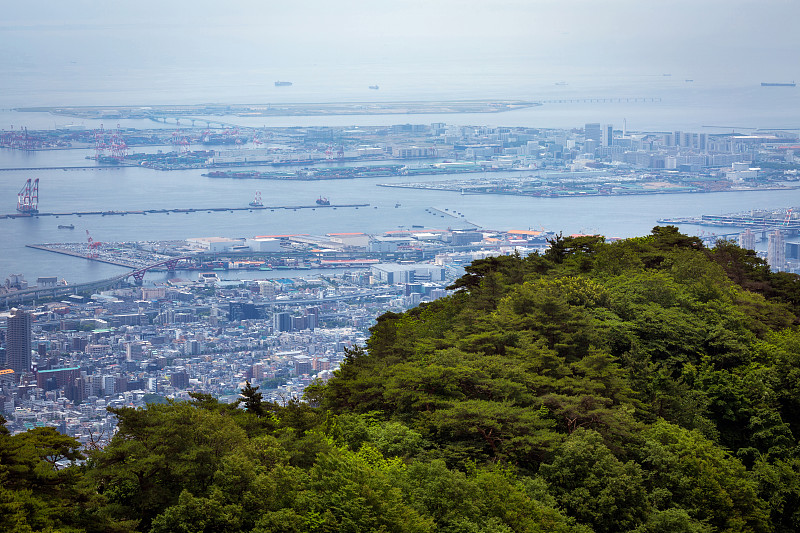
[5,309,32,378]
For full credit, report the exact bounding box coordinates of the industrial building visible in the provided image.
[370,264,446,284]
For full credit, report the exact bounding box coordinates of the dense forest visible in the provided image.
[5,226,800,532]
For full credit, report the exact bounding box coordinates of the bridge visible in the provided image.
[148,116,241,129]
[127,256,193,284]
[534,97,662,104]
[0,256,195,309]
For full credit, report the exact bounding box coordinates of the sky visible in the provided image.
[1,0,798,105]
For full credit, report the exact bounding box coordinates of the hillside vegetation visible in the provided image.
[4,227,800,533]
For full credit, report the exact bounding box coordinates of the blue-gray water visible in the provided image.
[2,74,800,284]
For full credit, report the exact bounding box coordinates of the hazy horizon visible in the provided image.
[2,0,798,107]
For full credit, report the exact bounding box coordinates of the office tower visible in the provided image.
[6,309,32,376]
[738,229,755,251]
[584,123,601,141]
[767,230,785,271]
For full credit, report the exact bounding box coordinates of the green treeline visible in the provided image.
[4,226,800,532]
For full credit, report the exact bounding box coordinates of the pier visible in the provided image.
[0,203,370,220]
[25,244,142,268]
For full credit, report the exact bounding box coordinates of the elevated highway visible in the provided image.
[1,256,192,309]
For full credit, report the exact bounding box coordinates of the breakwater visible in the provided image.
[0,203,370,220]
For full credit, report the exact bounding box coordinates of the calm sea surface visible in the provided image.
[1,73,799,283]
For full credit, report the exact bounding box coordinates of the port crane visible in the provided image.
[94,124,108,160]
[110,124,128,161]
[249,191,264,207]
[17,178,39,213]
[86,230,102,259]
[171,128,191,154]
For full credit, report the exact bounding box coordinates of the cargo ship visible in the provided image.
[369,85,379,90]
[274,81,292,87]
[57,224,75,229]
[761,82,796,87]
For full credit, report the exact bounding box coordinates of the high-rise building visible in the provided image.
[697,133,708,151]
[6,309,32,377]
[291,315,308,331]
[601,124,613,146]
[767,230,785,271]
[738,229,756,251]
[294,356,313,376]
[584,123,601,142]
[273,312,291,332]
[170,371,189,390]
[786,242,800,261]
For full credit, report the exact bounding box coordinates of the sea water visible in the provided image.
[1,66,799,283]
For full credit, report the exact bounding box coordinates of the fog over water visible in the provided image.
[1,0,799,283]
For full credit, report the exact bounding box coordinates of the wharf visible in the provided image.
[0,204,370,220]
[25,244,140,268]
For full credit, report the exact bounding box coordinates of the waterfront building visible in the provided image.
[768,230,786,271]
[5,309,32,378]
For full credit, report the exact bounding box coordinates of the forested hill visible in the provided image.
[4,226,800,533]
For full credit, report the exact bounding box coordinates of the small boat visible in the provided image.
[274,81,292,87]
[58,224,75,229]
[369,85,379,90]
[316,196,331,206]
